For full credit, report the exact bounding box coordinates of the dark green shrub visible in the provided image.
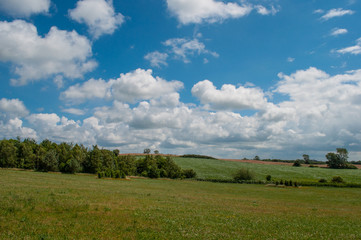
[331,176,344,183]
[285,180,289,186]
[233,168,255,181]
[289,180,293,186]
[319,178,327,183]
[97,171,104,178]
[346,164,358,169]
[293,160,302,167]
[280,180,284,185]
[182,169,197,178]
[266,175,272,181]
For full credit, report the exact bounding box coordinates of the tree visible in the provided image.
[143,148,151,154]
[0,140,17,168]
[254,156,260,160]
[326,148,348,169]
[38,149,58,172]
[302,154,310,164]
[154,150,159,154]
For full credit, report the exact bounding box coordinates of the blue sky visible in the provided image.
[1,0,361,160]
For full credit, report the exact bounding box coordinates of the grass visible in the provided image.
[1,169,361,239]
[173,157,361,183]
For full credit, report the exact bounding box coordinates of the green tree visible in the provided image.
[0,140,18,168]
[18,140,36,169]
[38,149,58,172]
[326,148,348,169]
[302,154,310,164]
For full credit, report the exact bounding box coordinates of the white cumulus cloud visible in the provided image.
[0,98,29,122]
[0,0,50,17]
[166,0,252,25]
[192,80,269,111]
[61,69,184,104]
[69,0,125,39]
[0,20,97,86]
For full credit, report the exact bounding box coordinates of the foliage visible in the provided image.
[303,154,310,164]
[254,156,260,160]
[38,149,58,172]
[180,154,217,160]
[318,178,327,183]
[0,138,194,180]
[233,168,254,181]
[326,148,350,169]
[331,176,344,183]
[293,160,302,167]
[182,169,197,178]
[143,148,151,154]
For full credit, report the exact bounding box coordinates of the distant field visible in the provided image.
[172,157,361,184]
[1,169,361,239]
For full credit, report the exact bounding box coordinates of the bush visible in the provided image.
[293,160,302,167]
[346,164,358,169]
[331,176,344,183]
[318,178,327,183]
[266,175,272,181]
[233,168,255,181]
[182,169,197,178]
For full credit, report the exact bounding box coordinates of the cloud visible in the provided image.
[0,20,97,86]
[9,68,361,160]
[255,5,279,16]
[287,57,295,62]
[0,118,37,140]
[0,98,35,140]
[60,78,112,103]
[330,28,348,36]
[336,37,361,55]
[166,0,252,25]
[27,113,95,144]
[192,80,269,111]
[321,8,354,21]
[62,108,86,116]
[69,0,125,39]
[0,98,29,122]
[0,0,50,17]
[61,68,184,104]
[144,51,168,68]
[111,69,184,103]
[163,37,218,63]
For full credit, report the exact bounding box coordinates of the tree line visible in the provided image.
[0,138,196,179]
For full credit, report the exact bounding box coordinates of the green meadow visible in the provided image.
[1,168,361,239]
[173,157,361,183]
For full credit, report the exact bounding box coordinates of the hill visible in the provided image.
[172,156,361,184]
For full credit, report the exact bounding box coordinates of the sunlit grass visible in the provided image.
[173,157,361,183]
[1,169,361,239]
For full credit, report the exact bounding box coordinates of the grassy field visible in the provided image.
[1,169,361,239]
[173,157,361,183]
